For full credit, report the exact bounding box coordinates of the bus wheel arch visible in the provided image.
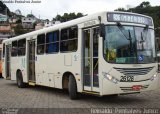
[16,69,25,88]
[62,72,73,90]
[62,72,78,100]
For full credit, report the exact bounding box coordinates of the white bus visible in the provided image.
[2,11,159,99]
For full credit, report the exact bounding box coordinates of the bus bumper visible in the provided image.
[101,76,159,96]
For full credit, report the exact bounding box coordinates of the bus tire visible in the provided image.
[17,71,25,88]
[68,75,78,100]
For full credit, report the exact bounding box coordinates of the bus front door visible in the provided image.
[6,45,11,79]
[83,27,99,92]
[28,40,36,82]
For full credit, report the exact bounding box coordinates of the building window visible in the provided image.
[11,41,18,57]
[18,39,26,56]
[37,34,45,54]
[60,26,78,52]
[46,31,59,53]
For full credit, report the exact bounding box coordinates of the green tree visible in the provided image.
[54,15,61,21]
[138,1,151,8]
[14,24,31,36]
[15,19,22,24]
[115,8,126,12]
[115,1,160,37]
[27,14,35,18]
[77,13,83,18]
[0,1,11,16]
[53,12,84,22]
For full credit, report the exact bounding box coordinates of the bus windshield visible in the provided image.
[104,25,156,64]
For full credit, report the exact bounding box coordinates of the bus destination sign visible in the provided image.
[107,13,153,26]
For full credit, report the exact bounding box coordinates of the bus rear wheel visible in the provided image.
[17,71,26,88]
[68,75,78,100]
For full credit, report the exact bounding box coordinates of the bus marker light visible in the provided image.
[132,85,142,91]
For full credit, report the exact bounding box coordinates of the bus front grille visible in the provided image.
[114,67,154,76]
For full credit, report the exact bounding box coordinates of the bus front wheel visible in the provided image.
[68,75,78,100]
[17,71,26,88]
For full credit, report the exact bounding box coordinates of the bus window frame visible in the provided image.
[11,40,18,57]
[60,26,78,53]
[45,30,60,54]
[37,34,46,55]
[18,39,26,56]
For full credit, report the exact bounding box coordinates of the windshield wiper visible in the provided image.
[117,22,134,56]
[140,32,145,50]
[117,22,131,41]
[139,26,149,50]
[128,30,135,56]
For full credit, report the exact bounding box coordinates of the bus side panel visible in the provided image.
[35,55,50,87]
[10,57,27,81]
[2,59,5,78]
[77,28,83,93]
[54,28,82,92]
[54,52,82,91]
[34,28,82,92]
[10,57,18,81]
[35,52,82,92]
[2,44,10,79]
[2,52,6,79]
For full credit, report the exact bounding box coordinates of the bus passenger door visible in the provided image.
[28,40,36,82]
[6,44,11,79]
[83,27,99,92]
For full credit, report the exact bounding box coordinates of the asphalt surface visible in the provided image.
[0,78,160,114]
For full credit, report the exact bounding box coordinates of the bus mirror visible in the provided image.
[99,24,105,38]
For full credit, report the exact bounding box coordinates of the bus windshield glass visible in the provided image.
[104,25,155,64]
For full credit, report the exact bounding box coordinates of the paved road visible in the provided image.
[0,78,160,114]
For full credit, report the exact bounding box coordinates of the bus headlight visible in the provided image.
[102,72,119,84]
[150,73,158,81]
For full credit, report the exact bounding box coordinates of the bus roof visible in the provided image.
[2,11,153,43]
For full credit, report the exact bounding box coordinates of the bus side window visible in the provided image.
[11,41,18,57]
[46,31,59,53]
[18,39,26,56]
[60,26,78,52]
[37,34,45,55]
[2,44,5,58]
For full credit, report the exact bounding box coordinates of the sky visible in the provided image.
[3,0,160,20]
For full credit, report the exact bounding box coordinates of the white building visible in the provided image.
[44,21,61,28]
[21,17,37,29]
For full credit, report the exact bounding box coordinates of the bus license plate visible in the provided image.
[120,76,134,82]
